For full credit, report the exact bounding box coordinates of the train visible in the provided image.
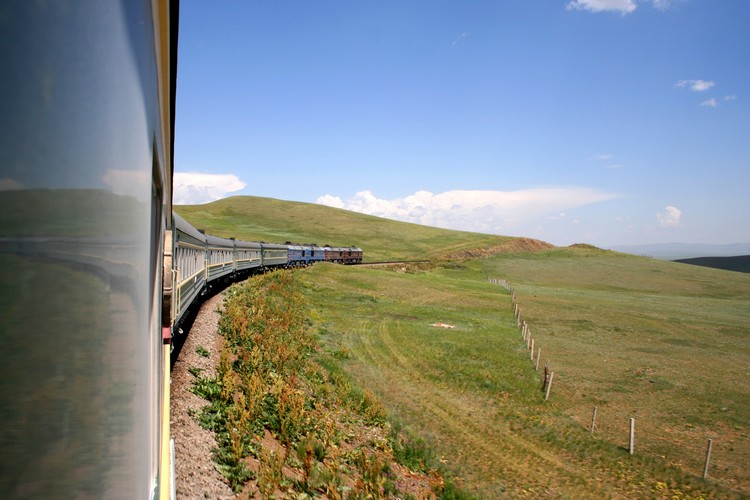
[0,1,361,499]
[169,213,362,335]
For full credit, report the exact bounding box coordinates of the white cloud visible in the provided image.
[676,79,716,92]
[657,205,682,228]
[566,0,637,14]
[724,94,738,101]
[700,98,718,108]
[173,172,246,205]
[652,0,673,10]
[316,194,345,209]
[316,187,618,234]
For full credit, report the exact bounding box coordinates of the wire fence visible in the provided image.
[487,277,747,492]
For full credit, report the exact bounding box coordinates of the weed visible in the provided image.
[332,342,352,359]
[190,375,221,401]
[258,448,285,498]
[196,345,210,357]
[352,450,395,498]
[390,432,434,473]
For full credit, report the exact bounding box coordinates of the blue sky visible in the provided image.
[174,0,749,247]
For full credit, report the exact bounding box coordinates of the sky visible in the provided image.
[174,0,750,247]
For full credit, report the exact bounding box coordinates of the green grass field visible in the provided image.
[300,259,749,498]
[483,246,750,493]
[180,196,750,497]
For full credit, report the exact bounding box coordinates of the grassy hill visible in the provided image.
[175,196,550,262]
[182,196,750,497]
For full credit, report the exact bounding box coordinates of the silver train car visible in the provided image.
[1,1,179,498]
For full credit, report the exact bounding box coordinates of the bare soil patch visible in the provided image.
[445,237,554,260]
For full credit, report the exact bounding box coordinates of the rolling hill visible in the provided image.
[175,195,551,262]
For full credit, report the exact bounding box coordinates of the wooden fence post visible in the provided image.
[530,339,535,359]
[629,418,635,455]
[703,439,713,479]
[545,372,554,401]
[535,348,541,370]
[591,406,597,433]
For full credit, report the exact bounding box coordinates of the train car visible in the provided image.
[234,238,263,275]
[342,246,364,264]
[287,243,307,267]
[173,213,208,327]
[261,242,288,268]
[309,244,325,263]
[205,233,236,283]
[302,245,313,265]
[323,245,342,263]
[0,1,179,498]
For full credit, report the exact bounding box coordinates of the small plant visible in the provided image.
[196,345,210,357]
[353,450,394,498]
[332,343,351,359]
[190,375,221,401]
[296,437,316,485]
[187,366,202,377]
[390,432,434,473]
[214,445,254,492]
[258,448,285,498]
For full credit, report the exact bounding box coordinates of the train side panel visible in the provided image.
[205,233,236,282]
[173,214,208,326]
[261,242,288,268]
[235,239,263,272]
[0,1,177,497]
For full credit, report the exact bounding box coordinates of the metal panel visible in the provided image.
[0,1,175,497]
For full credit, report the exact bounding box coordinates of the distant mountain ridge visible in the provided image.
[610,242,750,260]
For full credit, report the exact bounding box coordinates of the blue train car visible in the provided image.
[309,244,325,263]
[287,244,306,267]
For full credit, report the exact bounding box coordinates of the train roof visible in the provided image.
[173,213,207,242]
[204,232,235,247]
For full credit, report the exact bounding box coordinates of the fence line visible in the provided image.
[487,276,734,489]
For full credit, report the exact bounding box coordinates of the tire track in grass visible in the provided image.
[348,318,616,497]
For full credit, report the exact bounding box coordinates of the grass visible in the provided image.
[301,259,749,498]
[484,246,750,492]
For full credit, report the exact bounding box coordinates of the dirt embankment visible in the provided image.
[445,237,555,260]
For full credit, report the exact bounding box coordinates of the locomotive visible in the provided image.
[0,1,360,498]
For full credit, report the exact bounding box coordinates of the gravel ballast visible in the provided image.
[170,293,234,499]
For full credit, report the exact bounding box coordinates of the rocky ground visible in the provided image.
[170,292,235,499]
